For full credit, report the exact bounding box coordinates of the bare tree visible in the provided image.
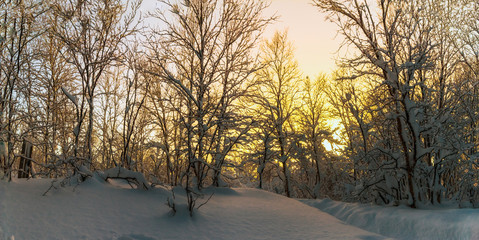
[96,69,123,170]
[297,75,331,198]
[29,9,78,178]
[0,0,45,180]
[145,0,272,215]
[52,0,141,170]
[251,30,301,198]
[120,45,149,170]
[314,0,469,206]
[146,77,188,185]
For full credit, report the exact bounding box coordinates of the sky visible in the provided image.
[263,0,341,78]
[140,0,342,78]
[262,0,344,151]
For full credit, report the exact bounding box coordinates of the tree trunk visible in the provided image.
[282,159,290,197]
[18,140,33,178]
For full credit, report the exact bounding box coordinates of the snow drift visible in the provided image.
[301,198,479,240]
[0,178,387,240]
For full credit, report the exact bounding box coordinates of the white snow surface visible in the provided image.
[301,198,479,240]
[0,178,388,240]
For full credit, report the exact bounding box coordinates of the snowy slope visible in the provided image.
[301,199,479,240]
[0,178,388,240]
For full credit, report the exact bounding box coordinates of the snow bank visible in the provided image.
[100,166,151,190]
[0,179,388,240]
[300,199,479,240]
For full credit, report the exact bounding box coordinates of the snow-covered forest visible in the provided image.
[1,0,479,238]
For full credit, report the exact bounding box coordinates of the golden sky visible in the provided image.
[141,0,341,77]
[263,0,341,78]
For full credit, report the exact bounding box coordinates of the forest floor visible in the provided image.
[0,177,475,239]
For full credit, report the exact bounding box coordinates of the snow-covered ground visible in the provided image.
[0,178,388,240]
[3,177,477,240]
[301,198,479,240]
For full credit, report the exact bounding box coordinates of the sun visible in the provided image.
[323,118,344,154]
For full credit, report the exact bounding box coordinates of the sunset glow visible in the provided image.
[2,0,478,237]
[263,0,341,77]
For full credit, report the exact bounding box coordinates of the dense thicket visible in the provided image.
[315,0,479,207]
[0,0,478,209]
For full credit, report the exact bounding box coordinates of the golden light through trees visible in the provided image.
[1,0,478,209]
[259,0,350,156]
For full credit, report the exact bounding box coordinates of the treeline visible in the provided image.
[2,0,479,209]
